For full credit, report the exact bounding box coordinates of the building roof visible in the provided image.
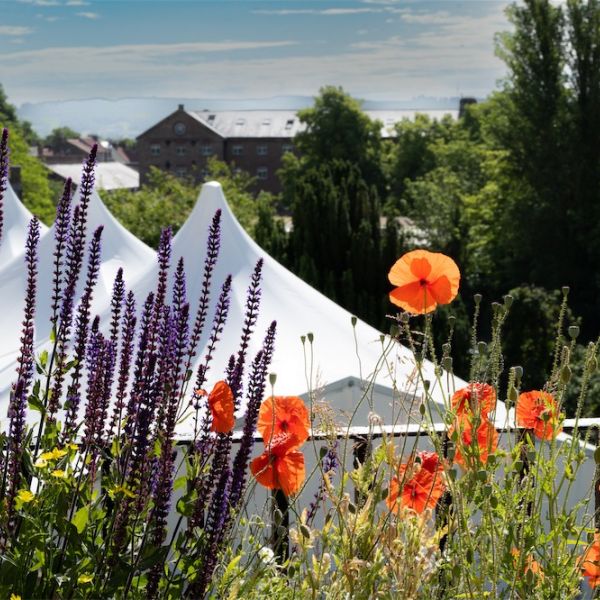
[186,108,458,139]
[47,161,139,190]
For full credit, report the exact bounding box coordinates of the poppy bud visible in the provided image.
[269,373,277,386]
[446,446,455,461]
[389,324,399,337]
[419,403,426,416]
[514,460,524,472]
[513,366,523,381]
[508,386,518,403]
[351,315,357,327]
[301,335,306,345]
[379,334,385,344]
[560,366,571,384]
[307,332,314,343]
[300,524,311,539]
[476,470,487,482]
[503,294,513,308]
[423,380,431,391]
[483,483,492,497]
[448,315,456,325]
[474,293,482,305]
[477,341,487,355]
[490,495,498,509]
[348,502,356,514]
[442,357,453,372]
[562,286,570,296]
[568,325,580,339]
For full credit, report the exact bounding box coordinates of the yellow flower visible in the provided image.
[34,458,48,469]
[51,469,66,478]
[40,447,68,462]
[68,443,79,451]
[16,490,34,503]
[108,485,136,500]
[10,594,22,600]
[77,574,93,585]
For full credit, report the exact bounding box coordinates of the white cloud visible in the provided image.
[76,11,99,19]
[18,0,61,5]
[253,7,383,16]
[66,0,89,4]
[0,26,33,36]
[36,13,60,22]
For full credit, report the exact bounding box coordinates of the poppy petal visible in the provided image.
[277,450,305,496]
[208,380,235,433]
[389,281,438,314]
[258,396,310,448]
[250,453,277,489]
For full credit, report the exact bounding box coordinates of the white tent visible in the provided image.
[0,189,155,375]
[0,182,49,270]
[97,181,489,437]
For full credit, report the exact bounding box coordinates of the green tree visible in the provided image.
[44,126,80,148]
[292,86,385,194]
[0,84,56,224]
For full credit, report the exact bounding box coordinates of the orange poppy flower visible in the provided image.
[516,390,562,441]
[450,416,498,469]
[388,249,460,314]
[250,433,306,496]
[386,451,445,515]
[451,383,496,421]
[580,536,600,588]
[511,549,544,580]
[200,380,235,434]
[257,396,309,449]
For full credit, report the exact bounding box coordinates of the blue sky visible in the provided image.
[0,0,514,105]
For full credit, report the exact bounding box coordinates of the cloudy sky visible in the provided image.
[0,0,514,106]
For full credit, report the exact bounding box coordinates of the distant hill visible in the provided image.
[18,95,464,139]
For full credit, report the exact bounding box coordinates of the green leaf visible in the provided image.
[28,395,45,414]
[71,505,89,534]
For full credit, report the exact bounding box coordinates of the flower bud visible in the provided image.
[351,315,357,327]
[477,341,487,355]
[562,286,570,296]
[560,365,572,384]
[307,332,314,343]
[442,357,453,372]
[568,325,580,339]
[508,386,518,403]
[503,294,513,308]
[474,293,482,305]
[269,373,277,386]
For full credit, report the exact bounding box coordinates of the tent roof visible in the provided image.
[0,188,155,371]
[47,162,139,190]
[0,182,49,270]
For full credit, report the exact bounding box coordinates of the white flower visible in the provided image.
[258,546,275,565]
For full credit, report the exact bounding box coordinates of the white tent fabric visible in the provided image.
[0,188,155,375]
[0,182,49,270]
[97,181,497,436]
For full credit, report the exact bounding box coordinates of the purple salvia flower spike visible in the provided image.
[4,218,40,532]
[230,258,263,404]
[185,209,222,372]
[229,321,277,509]
[109,290,136,439]
[58,225,104,429]
[0,128,9,247]
[50,179,73,331]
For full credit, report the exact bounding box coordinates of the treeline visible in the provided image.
[255,0,600,413]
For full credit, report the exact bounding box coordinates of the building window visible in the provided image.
[200,167,210,180]
[175,167,187,178]
[235,118,245,126]
[285,119,294,130]
[257,167,268,180]
[262,118,271,126]
[201,144,214,156]
[257,145,268,156]
[232,145,244,156]
[176,146,187,156]
[282,144,294,154]
[150,144,161,156]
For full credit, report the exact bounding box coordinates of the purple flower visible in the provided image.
[4,218,40,530]
[50,180,73,331]
[0,128,9,246]
[62,226,104,432]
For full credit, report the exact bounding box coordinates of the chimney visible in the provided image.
[178,104,185,111]
[459,97,477,119]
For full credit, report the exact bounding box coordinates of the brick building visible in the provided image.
[137,104,459,194]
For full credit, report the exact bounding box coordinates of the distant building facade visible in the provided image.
[39,137,134,166]
[137,104,460,194]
